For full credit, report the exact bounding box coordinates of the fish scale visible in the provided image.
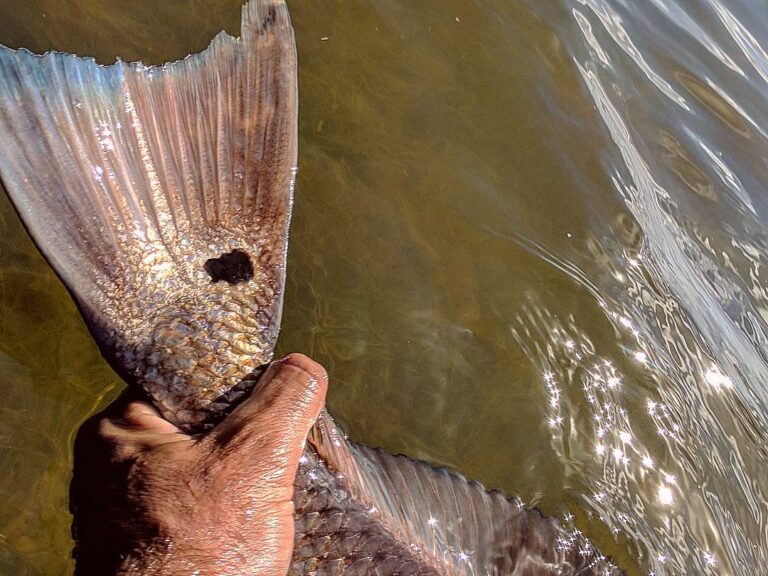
[291,448,440,576]
[0,0,623,574]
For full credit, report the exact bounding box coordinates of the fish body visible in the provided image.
[0,1,622,574]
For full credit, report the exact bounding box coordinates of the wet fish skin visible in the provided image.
[0,1,624,574]
[292,415,621,575]
[291,445,442,576]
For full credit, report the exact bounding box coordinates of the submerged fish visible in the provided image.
[0,1,622,574]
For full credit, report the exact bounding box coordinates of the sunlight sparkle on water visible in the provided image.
[642,455,654,468]
[532,316,704,571]
[658,484,674,506]
[705,365,733,389]
[619,431,632,443]
[549,416,564,427]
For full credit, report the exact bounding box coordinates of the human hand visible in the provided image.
[70,353,328,576]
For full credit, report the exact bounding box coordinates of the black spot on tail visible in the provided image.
[204,249,254,285]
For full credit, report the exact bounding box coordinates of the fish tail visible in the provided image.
[0,0,298,426]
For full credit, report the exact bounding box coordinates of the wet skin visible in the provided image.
[70,353,328,576]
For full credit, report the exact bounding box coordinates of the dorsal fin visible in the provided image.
[0,0,297,425]
[303,412,623,575]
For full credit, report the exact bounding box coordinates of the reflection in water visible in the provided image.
[0,0,767,575]
[519,1,768,573]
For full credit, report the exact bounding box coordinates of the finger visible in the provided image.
[98,401,190,458]
[119,401,182,436]
[210,353,328,456]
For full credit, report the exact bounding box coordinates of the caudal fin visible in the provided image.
[0,0,298,425]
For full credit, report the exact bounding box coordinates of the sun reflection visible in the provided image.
[657,484,674,506]
[619,431,632,443]
[532,315,700,572]
[704,364,733,389]
[520,292,736,574]
[642,455,655,468]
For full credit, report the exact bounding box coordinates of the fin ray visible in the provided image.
[307,412,623,575]
[0,0,297,424]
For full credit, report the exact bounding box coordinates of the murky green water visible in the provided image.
[2,1,768,575]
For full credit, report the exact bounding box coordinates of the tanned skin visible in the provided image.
[71,353,328,576]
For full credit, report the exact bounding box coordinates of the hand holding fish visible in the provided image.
[71,354,328,576]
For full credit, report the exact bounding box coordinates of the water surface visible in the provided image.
[1,1,767,574]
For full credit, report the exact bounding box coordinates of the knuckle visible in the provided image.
[281,353,328,383]
[124,400,146,416]
[122,402,146,424]
[97,417,121,440]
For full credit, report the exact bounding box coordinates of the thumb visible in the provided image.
[210,353,328,460]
